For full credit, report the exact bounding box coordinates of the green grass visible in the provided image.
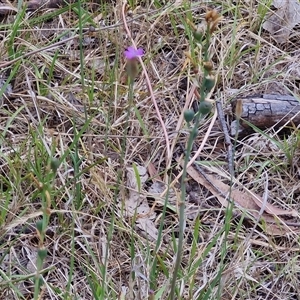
[0,0,300,299]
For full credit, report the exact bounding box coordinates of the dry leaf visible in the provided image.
[180,159,299,235]
[263,0,300,43]
[249,191,298,217]
[125,165,158,241]
[184,163,259,211]
[147,162,162,182]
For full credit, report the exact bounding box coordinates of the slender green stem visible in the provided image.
[169,106,207,299]
[169,130,194,299]
[169,17,217,299]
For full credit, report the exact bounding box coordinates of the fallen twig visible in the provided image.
[216,99,235,177]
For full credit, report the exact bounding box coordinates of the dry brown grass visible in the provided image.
[1,0,300,299]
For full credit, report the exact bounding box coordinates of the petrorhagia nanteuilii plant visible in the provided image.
[169,10,222,300]
[30,146,60,299]
[124,46,144,83]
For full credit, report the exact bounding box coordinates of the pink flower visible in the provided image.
[124,46,144,59]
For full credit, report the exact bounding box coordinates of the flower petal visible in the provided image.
[124,46,144,59]
[124,47,135,59]
[135,48,144,56]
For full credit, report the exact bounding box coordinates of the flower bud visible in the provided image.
[205,10,222,33]
[203,61,213,73]
[205,10,219,24]
[199,101,212,115]
[203,75,215,92]
[193,29,203,42]
[184,109,195,123]
[50,158,60,173]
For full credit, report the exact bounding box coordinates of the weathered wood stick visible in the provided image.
[231,94,300,136]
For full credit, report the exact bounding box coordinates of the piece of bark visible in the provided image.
[231,94,300,136]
